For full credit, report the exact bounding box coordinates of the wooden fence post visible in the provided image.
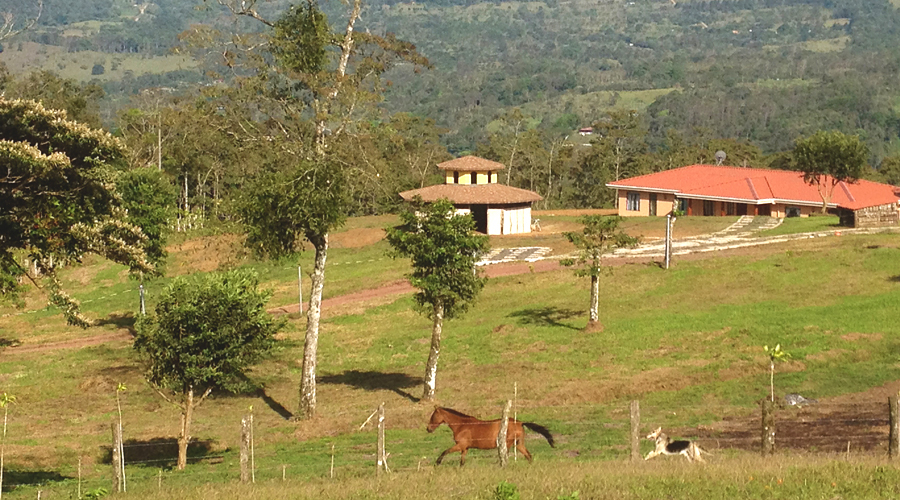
[376,403,386,476]
[761,399,775,455]
[497,400,512,467]
[111,423,123,492]
[889,396,899,459]
[630,400,640,462]
[240,416,250,483]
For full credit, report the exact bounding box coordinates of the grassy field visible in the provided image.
[757,215,843,237]
[0,42,198,82]
[1,216,899,498]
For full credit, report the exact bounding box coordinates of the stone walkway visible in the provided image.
[610,216,899,259]
[481,217,899,265]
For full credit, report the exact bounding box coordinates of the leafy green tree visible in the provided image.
[877,156,900,186]
[199,0,428,420]
[134,269,280,470]
[562,216,638,330]
[793,130,869,213]
[5,70,104,127]
[118,168,177,272]
[237,159,348,418]
[385,199,490,401]
[0,98,152,326]
[592,109,648,184]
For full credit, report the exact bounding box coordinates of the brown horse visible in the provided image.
[426,406,555,466]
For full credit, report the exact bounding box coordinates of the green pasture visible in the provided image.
[1,218,900,498]
[756,214,843,237]
[0,42,198,82]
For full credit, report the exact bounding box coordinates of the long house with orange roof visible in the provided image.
[606,165,900,227]
[399,156,542,235]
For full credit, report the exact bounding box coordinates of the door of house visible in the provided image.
[737,204,748,216]
[649,193,657,216]
[758,204,772,216]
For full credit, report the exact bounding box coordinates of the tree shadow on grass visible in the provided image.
[888,275,900,283]
[255,388,293,420]
[100,437,218,469]
[1,470,69,492]
[508,307,583,330]
[95,313,137,335]
[318,370,423,403]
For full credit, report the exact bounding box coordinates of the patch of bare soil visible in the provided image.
[533,209,618,217]
[689,381,900,454]
[166,234,245,275]
[3,330,132,354]
[331,227,386,248]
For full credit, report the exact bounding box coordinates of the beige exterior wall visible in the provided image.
[617,191,676,217]
[770,204,816,218]
[445,170,492,185]
[616,189,833,218]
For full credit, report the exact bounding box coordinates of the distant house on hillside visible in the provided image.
[606,164,900,228]
[398,156,542,235]
[578,127,593,136]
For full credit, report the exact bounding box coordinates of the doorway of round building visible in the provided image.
[471,204,488,233]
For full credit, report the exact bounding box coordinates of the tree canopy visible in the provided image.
[134,268,280,469]
[792,130,869,212]
[562,215,638,329]
[386,198,490,400]
[0,97,152,325]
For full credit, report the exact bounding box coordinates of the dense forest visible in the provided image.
[1,0,900,216]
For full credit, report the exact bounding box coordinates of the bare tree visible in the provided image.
[0,0,42,42]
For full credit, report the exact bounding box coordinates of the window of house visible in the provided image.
[626,192,641,211]
[471,172,477,184]
[487,171,492,183]
[678,198,689,213]
[453,171,459,184]
[703,200,715,216]
[786,206,801,218]
[725,202,735,216]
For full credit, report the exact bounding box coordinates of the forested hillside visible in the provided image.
[1,0,900,213]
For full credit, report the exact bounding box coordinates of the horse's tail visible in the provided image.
[523,422,555,448]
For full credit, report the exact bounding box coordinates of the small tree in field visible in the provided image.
[385,198,490,401]
[134,269,281,470]
[764,344,790,402]
[793,130,869,213]
[237,160,348,420]
[561,216,638,331]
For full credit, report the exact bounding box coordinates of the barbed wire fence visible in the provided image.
[3,397,900,495]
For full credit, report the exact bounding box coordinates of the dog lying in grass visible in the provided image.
[644,427,709,463]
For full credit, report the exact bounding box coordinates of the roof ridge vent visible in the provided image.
[745,177,759,199]
[839,181,855,202]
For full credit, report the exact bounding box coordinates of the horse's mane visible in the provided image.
[438,407,476,419]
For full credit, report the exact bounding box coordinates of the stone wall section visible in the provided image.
[844,203,900,228]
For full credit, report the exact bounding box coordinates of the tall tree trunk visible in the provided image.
[422,300,444,402]
[298,233,329,419]
[589,274,600,326]
[177,387,194,471]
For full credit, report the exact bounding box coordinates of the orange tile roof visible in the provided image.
[399,183,542,204]
[437,155,506,172]
[607,165,900,210]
